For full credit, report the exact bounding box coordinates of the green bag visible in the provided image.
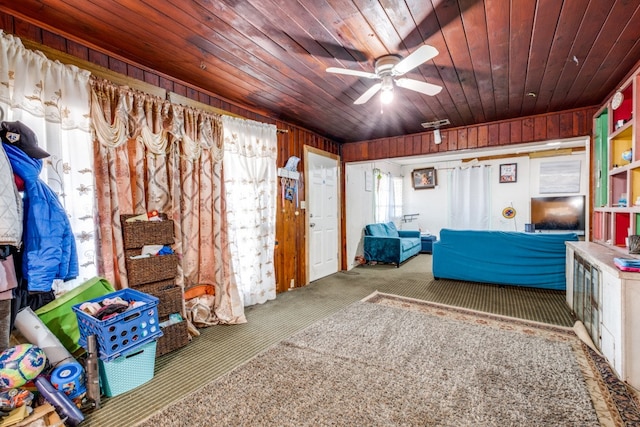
[35,277,115,353]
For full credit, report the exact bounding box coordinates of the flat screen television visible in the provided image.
[530,195,585,232]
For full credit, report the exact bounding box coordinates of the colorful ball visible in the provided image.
[0,344,47,389]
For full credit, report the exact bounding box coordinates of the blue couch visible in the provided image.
[432,228,578,290]
[364,222,421,267]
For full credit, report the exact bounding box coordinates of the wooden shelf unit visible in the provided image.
[592,67,640,251]
[576,63,640,392]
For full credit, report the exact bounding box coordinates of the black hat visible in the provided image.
[0,121,50,159]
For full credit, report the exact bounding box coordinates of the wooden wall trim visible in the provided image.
[341,106,598,163]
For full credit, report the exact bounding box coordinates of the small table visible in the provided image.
[420,234,437,254]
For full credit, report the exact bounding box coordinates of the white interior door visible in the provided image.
[307,150,339,282]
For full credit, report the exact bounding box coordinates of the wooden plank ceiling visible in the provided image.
[1,0,639,143]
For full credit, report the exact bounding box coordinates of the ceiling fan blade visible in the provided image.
[326,67,379,79]
[395,78,442,96]
[354,83,382,104]
[392,45,439,76]
[294,35,369,62]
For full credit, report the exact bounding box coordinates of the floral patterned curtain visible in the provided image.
[222,116,277,306]
[0,30,96,291]
[91,78,245,324]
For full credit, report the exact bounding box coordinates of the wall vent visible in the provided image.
[421,119,450,129]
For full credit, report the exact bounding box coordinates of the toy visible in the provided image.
[34,376,84,426]
[0,344,47,389]
[50,362,86,401]
[0,388,34,411]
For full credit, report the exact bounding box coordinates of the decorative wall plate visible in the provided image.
[502,207,516,219]
[612,90,624,110]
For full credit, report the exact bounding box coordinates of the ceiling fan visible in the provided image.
[326,44,443,105]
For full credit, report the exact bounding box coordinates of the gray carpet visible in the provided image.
[82,255,578,426]
[135,293,603,426]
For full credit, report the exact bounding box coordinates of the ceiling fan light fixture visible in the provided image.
[380,88,394,104]
[380,75,394,104]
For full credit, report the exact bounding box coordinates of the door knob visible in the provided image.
[310,223,316,227]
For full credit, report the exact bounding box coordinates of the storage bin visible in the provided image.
[35,277,115,353]
[121,214,174,249]
[72,289,162,361]
[156,320,189,357]
[99,340,157,397]
[124,252,178,286]
[133,282,183,319]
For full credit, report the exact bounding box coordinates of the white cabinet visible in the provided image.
[601,269,622,375]
[624,277,640,386]
[566,241,640,390]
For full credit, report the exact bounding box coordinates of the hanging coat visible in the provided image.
[0,145,22,247]
[2,143,78,292]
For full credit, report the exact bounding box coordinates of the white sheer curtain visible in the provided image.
[449,165,491,229]
[0,31,96,290]
[374,171,402,223]
[222,116,277,307]
[392,176,403,220]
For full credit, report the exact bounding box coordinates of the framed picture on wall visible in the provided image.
[499,163,517,183]
[412,167,437,189]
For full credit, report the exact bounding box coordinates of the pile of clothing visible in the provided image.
[78,296,146,321]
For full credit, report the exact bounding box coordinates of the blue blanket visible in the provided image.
[432,229,578,290]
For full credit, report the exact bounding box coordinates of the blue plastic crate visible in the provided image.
[72,288,162,361]
[99,340,157,397]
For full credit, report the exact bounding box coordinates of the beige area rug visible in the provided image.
[136,292,640,427]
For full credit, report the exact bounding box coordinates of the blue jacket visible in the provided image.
[3,143,78,292]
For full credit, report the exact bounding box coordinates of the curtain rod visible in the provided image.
[277,129,289,134]
[437,164,490,170]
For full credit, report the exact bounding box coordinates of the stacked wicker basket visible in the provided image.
[121,214,189,357]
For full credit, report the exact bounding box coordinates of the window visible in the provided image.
[374,171,403,223]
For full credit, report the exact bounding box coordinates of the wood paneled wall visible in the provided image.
[0,14,339,293]
[342,106,598,163]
